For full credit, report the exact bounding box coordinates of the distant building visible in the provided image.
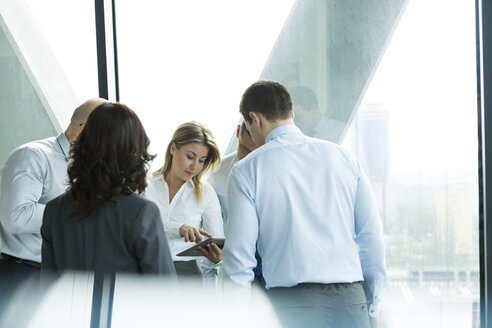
[352,103,389,184]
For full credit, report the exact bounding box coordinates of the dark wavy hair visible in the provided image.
[66,102,155,216]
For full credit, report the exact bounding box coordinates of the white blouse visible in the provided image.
[145,174,224,277]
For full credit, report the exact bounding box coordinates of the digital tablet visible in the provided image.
[176,237,225,257]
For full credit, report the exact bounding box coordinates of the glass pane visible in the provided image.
[0,0,98,164]
[341,1,479,327]
[115,1,479,327]
[116,0,295,164]
[24,0,99,103]
[0,1,98,323]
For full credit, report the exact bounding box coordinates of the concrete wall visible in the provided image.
[0,14,56,164]
[260,0,408,143]
[0,0,80,164]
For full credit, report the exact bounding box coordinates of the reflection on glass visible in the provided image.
[0,0,477,326]
[341,1,479,327]
[24,0,98,103]
[119,1,479,327]
[0,0,99,321]
[115,0,294,163]
[291,86,344,142]
[0,0,98,164]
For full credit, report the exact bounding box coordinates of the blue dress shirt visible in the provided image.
[0,133,70,262]
[223,124,386,317]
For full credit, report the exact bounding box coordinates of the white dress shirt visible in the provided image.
[145,174,224,278]
[207,151,239,221]
[0,133,70,262]
[223,124,386,317]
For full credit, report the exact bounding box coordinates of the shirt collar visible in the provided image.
[155,173,195,188]
[56,132,71,160]
[265,124,303,143]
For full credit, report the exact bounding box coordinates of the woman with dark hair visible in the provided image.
[41,102,176,277]
[146,121,223,278]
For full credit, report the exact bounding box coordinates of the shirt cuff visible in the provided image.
[201,258,220,278]
[164,222,183,238]
[368,297,381,317]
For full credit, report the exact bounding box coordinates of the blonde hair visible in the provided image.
[154,121,220,203]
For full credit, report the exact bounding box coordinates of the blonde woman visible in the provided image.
[146,121,224,277]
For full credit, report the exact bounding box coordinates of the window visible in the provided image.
[342,1,479,327]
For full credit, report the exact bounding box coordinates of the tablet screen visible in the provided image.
[176,237,225,257]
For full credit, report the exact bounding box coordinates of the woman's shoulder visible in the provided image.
[200,180,220,203]
[45,193,71,211]
[43,194,77,225]
[145,173,165,193]
[115,193,158,211]
[146,173,164,186]
[201,179,214,191]
[111,194,161,227]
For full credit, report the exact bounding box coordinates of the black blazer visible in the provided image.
[41,193,176,277]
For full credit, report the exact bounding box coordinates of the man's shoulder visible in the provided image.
[8,136,58,160]
[202,179,221,195]
[208,152,238,185]
[215,152,238,174]
[222,151,239,164]
[17,136,57,152]
[234,134,357,173]
[236,132,312,162]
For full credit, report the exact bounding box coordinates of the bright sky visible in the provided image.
[24,0,478,174]
[115,1,295,168]
[343,0,478,173]
[25,0,98,103]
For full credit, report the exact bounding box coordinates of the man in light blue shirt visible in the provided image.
[223,81,386,327]
[0,98,106,315]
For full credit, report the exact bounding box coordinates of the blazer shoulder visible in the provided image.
[116,193,159,213]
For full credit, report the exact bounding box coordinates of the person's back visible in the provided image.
[42,193,171,274]
[232,127,369,287]
[223,80,385,328]
[41,102,176,279]
[0,98,106,317]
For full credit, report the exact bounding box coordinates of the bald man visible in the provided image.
[0,98,106,286]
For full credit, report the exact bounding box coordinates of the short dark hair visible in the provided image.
[67,102,155,216]
[239,80,293,123]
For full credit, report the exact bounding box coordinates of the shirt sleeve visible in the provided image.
[353,169,386,317]
[200,184,225,278]
[145,178,182,239]
[164,221,183,239]
[0,147,47,234]
[222,167,258,287]
[132,201,176,275]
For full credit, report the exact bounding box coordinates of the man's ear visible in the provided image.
[249,112,262,127]
[236,124,241,138]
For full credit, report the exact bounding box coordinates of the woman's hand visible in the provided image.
[196,243,223,264]
[179,224,212,243]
